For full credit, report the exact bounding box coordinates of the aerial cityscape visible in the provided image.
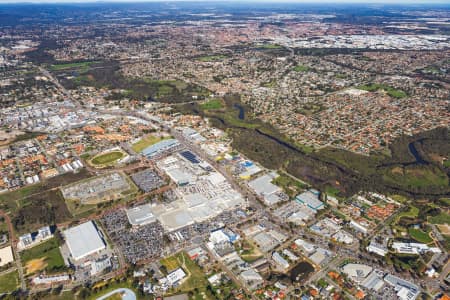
[0,1,449,300]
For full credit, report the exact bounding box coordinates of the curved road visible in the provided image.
[96,288,136,300]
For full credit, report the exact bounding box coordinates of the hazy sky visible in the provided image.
[0,0,448,4]
[0,0,448,3]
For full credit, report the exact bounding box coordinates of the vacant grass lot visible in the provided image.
[131,135,168,153]
[162,252,209,296]
[272,173,308,198]
[21,238,66,275]
[0,270,19,293]
[91,151,125,165]
[0,170,92,234]
[237,240,263,263]
[160,255,180,272]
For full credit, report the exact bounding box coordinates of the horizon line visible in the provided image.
[0,0,449,4]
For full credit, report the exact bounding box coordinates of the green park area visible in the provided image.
[293,65,310,72]
[358,83,407,99]
[393,205,419,224]
[200,99,223,110]
[131,135,170,153]
[260,44,283,49]
[197,55,227,62]
[50,61,97,71]
[20,237,66,275]
[408,228,433,244]
[429,212,450,225]
[0,270,19,293]
[90,151,125,166]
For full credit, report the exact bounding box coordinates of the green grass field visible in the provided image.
[429,212,450,225]
[91,151,125,165]
[20,238,66,274]
[0,270,19,293]
[200,99,223,110]
[260,44,283,49]
[357,83,407,99]
[131,135,169,153]
[391,205,419,230]
[50,61,97,71]
[408,228,433,244]
[197,55,227,62]
[293,65,310,72]
[382,165,448,190]
[444,159,450,168]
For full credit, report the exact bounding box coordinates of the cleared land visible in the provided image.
[0,270,19,293]
[20,238,66,275]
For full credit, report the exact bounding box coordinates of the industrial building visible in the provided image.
[295,190,324,211]
[341,263,373,283]
[384,274,420,300]
[248,172,286,206]
[126,204,157,226]
[153,153,245,231]
[272,252,290,270]
[64,221,106,261]
[141,139,180,158]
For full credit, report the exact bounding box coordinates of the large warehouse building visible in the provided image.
[64,221,106,261]
[126,204,157,226]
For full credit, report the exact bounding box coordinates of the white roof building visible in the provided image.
[126,204,157,226]
[341,263,373,282]
[166,268,186,285]
[272,252,290,270]
[64,221,106,261]
[367,241,388,256]
[0,246,14,267]
[392,242,441,255]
